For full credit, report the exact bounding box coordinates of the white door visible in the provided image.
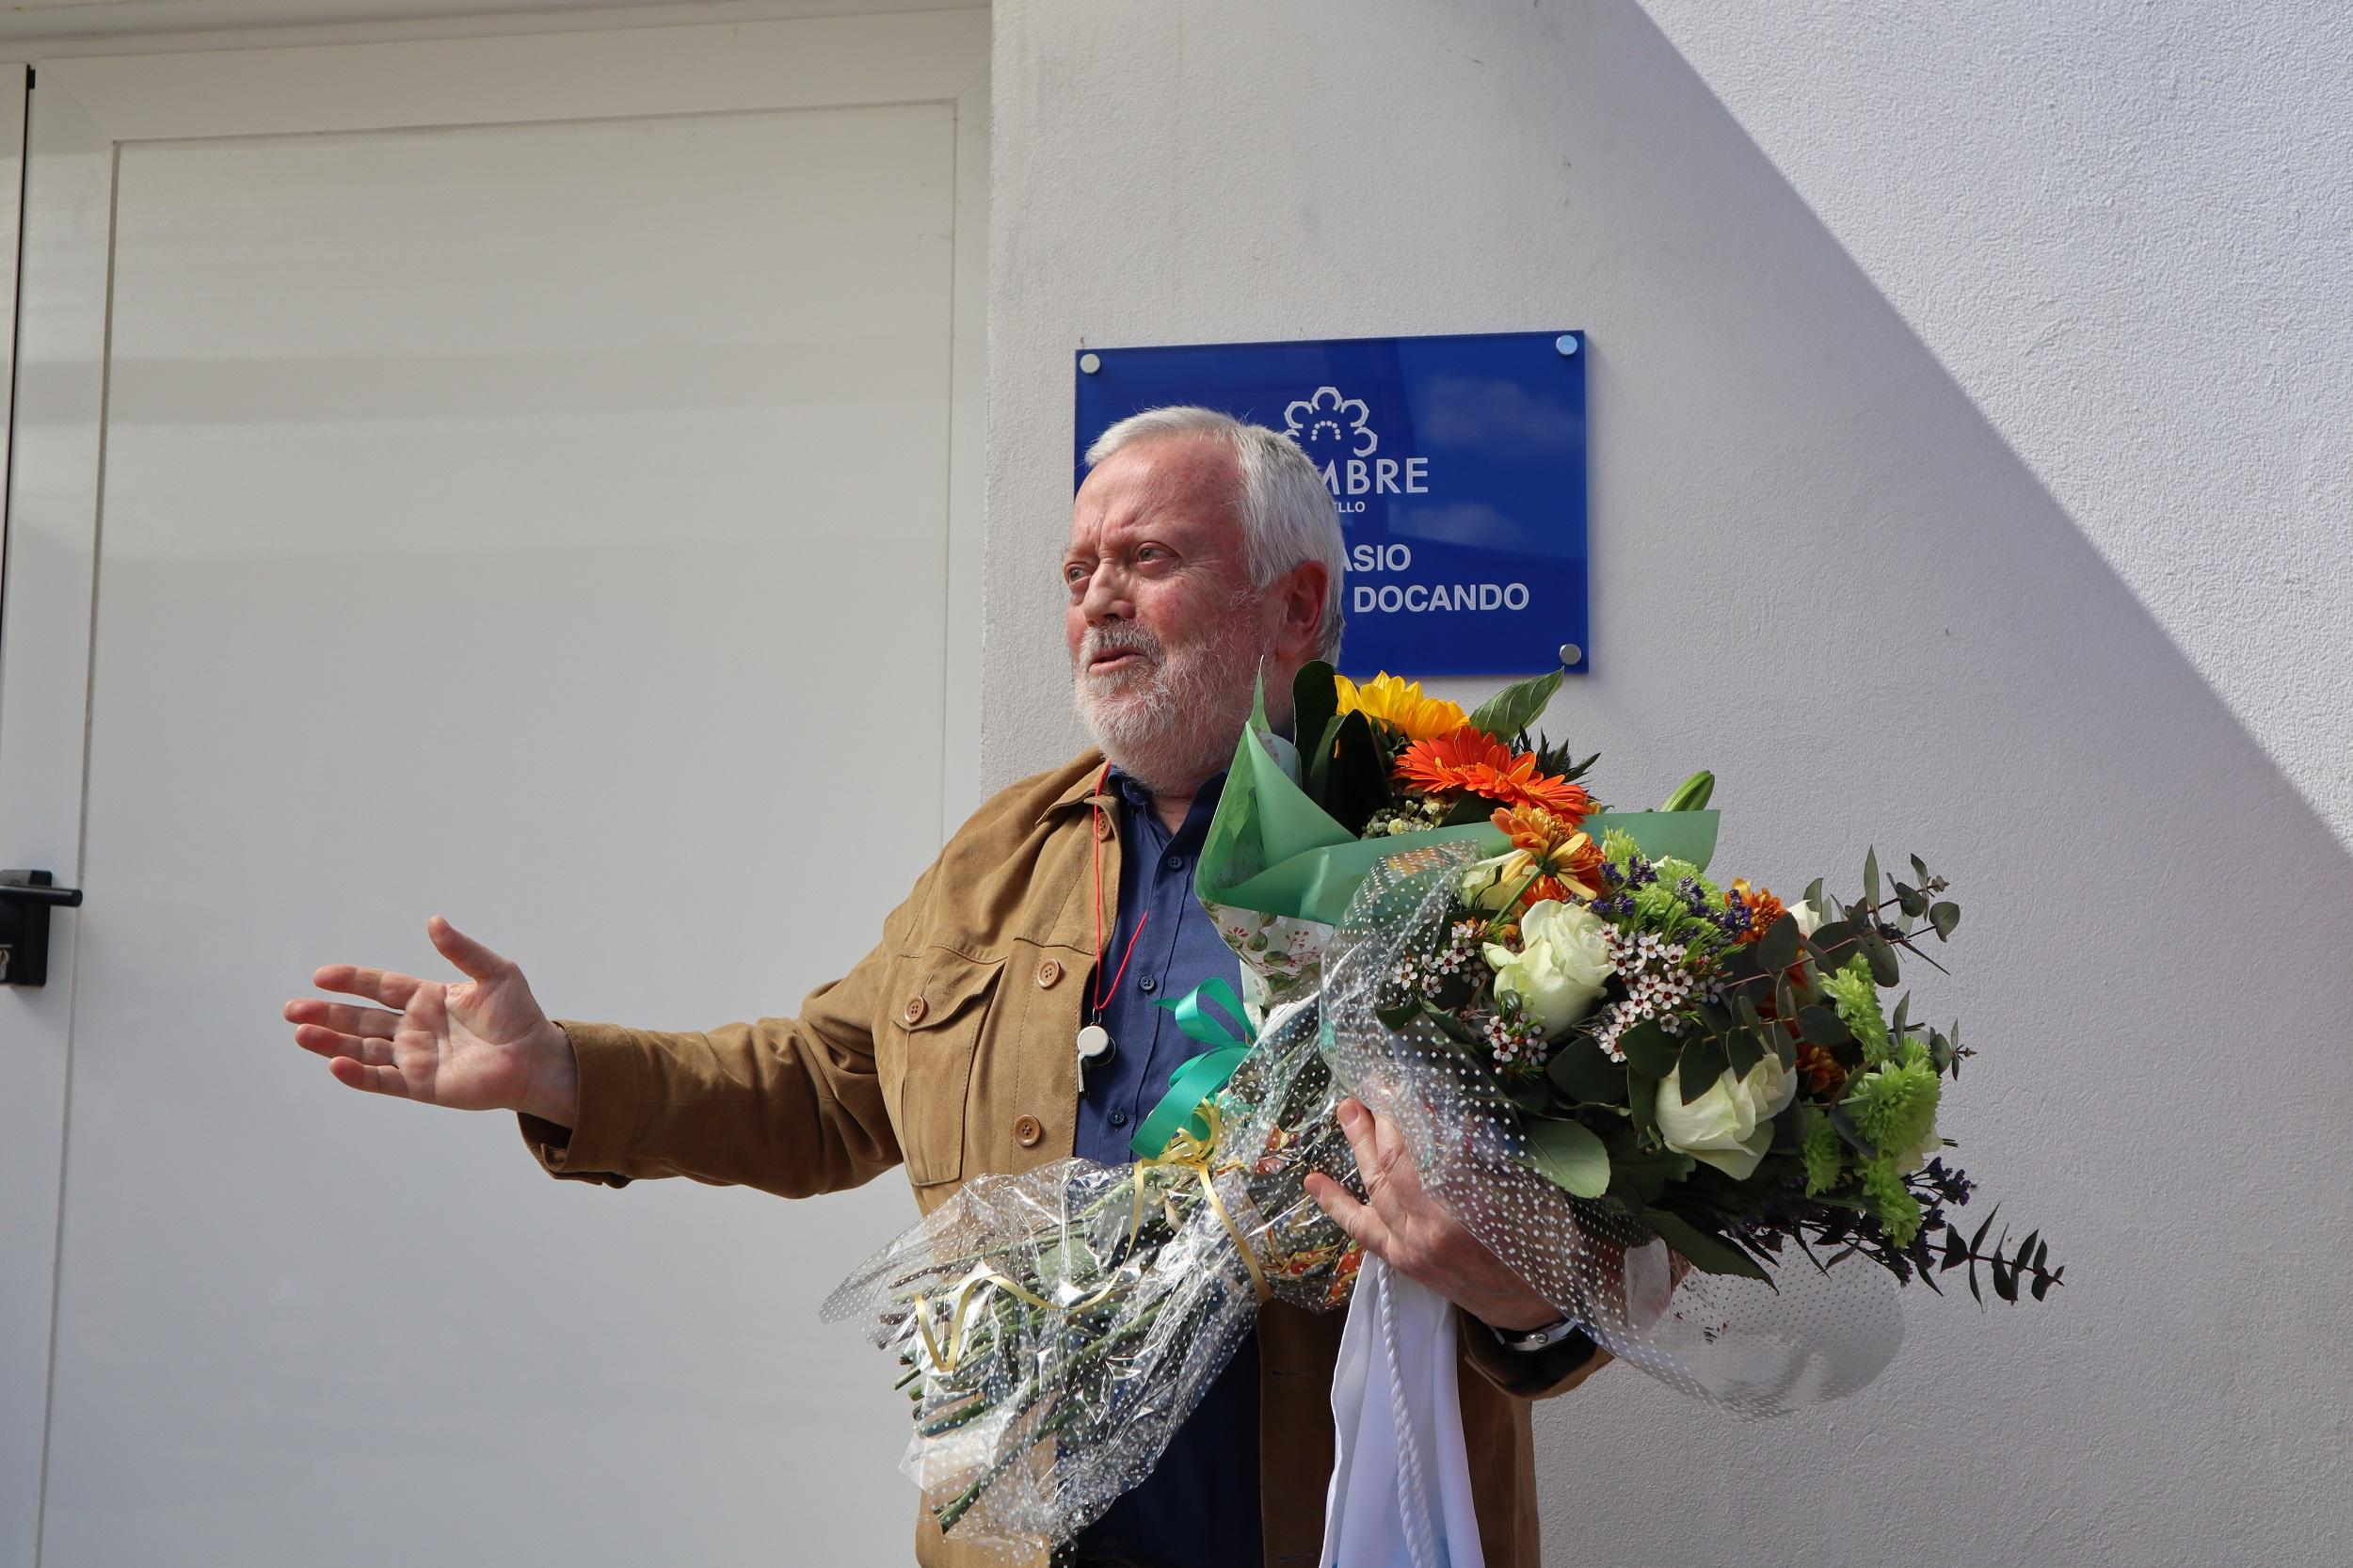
[0,13,986,1567]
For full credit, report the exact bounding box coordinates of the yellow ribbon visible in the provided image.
[908,1101,1273,1375]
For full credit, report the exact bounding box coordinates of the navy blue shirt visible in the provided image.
[1071,766,1262,1568]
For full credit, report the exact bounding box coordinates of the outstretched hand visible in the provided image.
[285,915,576,1123]
[1304,1096,1564,1333]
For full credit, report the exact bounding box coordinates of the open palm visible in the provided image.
[286,915,559,1113]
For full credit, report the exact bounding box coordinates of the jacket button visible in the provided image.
[902,996,927,1026]
[1094,810,1115,841]
[1034,958,1064,989]
[1013,1114,1044,1147]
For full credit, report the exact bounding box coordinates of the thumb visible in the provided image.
[426,914,512,984]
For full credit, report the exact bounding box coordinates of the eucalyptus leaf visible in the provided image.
[1616,1019,1678,1079]
[1605,1142,1695,1205]
[1522,1117,1611,1198]
[1858,924,1901,987]
[1627,1071,1658,1130]
[1642,1208,1770,1282]
[1754,911,1801,971]
[1797,1004,1849,1048]
[1864,846,1881,911]
[1677,1035,1729,1104]
[1929,901,1961,940]
[1724,1029,1765,1078]
[1547,1039,1629,1104]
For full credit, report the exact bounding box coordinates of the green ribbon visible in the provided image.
[1128,978,1256,1158]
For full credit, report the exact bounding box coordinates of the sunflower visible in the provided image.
[1333,671,1469,743]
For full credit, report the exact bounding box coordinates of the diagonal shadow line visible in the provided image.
[1472,0,2353,1560]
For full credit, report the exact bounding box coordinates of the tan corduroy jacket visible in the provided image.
[515,752,1609,1568]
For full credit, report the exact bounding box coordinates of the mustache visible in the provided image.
[1079,621,1163,667]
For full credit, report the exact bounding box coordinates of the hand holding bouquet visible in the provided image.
[827,664,2059,1555]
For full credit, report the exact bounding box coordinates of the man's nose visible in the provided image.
[1077,562,1131,622]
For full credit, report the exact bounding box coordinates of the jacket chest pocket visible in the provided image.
[879,950,1002,1188]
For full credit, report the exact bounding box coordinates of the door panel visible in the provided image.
[0,15,984,1567]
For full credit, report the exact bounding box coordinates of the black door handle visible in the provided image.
[1,871,82,987]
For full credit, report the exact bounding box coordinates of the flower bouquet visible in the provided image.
[824,664,2058,1557]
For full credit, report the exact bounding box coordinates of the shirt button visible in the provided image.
[1162,852,1183,872]
[1108,1108,1129,1129]
[1013,1114,1044,1147]
[1138,975,1157,994]
[1034,958,1064,988]
[901,996,927,1026]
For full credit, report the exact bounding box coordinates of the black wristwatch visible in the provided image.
[1490,1315,1588,1353]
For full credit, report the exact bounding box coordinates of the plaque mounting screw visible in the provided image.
[1078,352,1102,375]
[1559,643,1583,666]
[1555,335,1579,357]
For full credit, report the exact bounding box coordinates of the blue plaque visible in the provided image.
[1074,329,1589,678]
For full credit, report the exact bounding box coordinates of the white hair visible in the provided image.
[1083,405,1347,660]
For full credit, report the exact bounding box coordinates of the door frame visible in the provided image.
[0,15,986,1566]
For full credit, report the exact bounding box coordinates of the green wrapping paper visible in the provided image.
[1197,689,1721,1016]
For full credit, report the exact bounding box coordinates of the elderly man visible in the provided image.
[285,407,1609,1568]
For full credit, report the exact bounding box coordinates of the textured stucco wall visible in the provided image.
[1634,0,2353,855]
[982,2,2353,1561]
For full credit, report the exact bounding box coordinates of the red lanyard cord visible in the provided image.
[1089,762,1150,1018]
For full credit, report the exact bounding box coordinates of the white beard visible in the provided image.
[1073,597,1271,795]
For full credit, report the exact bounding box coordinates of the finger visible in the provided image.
[1333,1098,1386,1189]
[283,998,400,1038]
[325,1054,411,1097]
[1366,1107,1426,1203]
[1304,1171,1390,1259]
[290,1022,396,1065]
[311,963,425,1010]
[1336,1098,1417,1218]
[426,915,511,984]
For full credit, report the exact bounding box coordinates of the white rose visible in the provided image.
[1786,898,1824,937]
[1654,1054,1799,1180]
[1481,899,1613,1038]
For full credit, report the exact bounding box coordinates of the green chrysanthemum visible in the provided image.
[1821,955,1892,1064]
[1858,1155,1924,1246]
[1599,827,1644,870]
[1653,856,1723,904]
[1846,1048,1941,1167]
[1798,1107,1845,1196]
[1632,880,1692,927]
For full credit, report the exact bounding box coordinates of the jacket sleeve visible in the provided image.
[511,865,933,1199]
[1457,1316,1614,1400]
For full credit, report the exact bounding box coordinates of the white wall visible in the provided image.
[982,2,2353,1562]
[1636,0,2353,856]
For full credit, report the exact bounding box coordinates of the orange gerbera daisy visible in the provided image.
[1490,804,1608,902]
[1729,877,1786,943]
[1395,728,1594,822]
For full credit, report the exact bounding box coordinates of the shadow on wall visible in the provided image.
[1510,5,2353,1562]
[984,0,2353,1560]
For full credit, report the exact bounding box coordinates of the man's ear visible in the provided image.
[1271,560,1331,664]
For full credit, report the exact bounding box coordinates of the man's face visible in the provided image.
[1064,434,1273,792]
